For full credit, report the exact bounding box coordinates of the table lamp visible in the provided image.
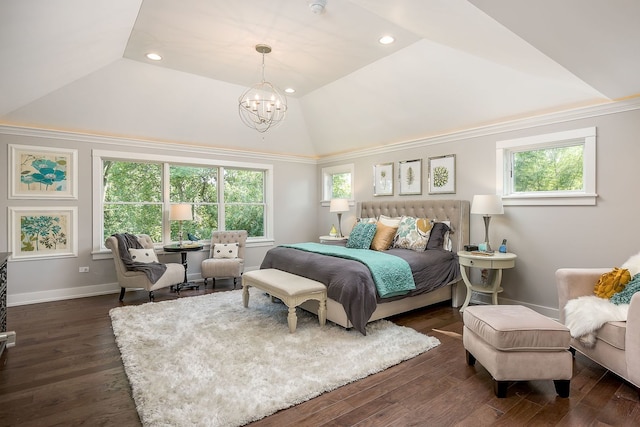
[329,198,350,238]
[470,195,504,252]
[170,204,192,247]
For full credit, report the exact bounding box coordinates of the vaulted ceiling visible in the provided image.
[1,0,639,158]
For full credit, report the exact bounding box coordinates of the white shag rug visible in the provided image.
[110,289,440,427]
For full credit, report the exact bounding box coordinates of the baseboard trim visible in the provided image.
[6,270,243,307]
[471,294,559,320]
[8,283,121,307]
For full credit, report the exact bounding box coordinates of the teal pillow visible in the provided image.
[346,223,377,249]
[610,274,640,305]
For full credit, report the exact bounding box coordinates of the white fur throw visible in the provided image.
[622,250,640,277]
[564,295,629,348]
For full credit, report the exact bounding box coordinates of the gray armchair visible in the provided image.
[105,234,184,301]
[201,230,247,288]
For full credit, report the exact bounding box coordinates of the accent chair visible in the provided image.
[201,230,247,288]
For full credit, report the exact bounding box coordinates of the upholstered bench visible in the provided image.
[463,305,572,398]
[242,268,327,333]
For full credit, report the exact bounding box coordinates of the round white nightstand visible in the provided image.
[457,251,517,312]
[319,235,348,244]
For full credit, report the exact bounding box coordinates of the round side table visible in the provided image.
[163,243,204,292]
[457,251,517,312]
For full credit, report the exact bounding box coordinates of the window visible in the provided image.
[496,127,596,205]
[322,164,354,202]
[93,150,273,252]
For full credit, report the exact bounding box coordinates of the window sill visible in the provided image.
[502,193,597,206]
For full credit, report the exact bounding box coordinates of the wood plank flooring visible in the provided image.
[1,282,639,426]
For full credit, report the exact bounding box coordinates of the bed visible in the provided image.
[260,199,470,334]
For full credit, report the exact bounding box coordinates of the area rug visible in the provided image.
[110,289,440,426]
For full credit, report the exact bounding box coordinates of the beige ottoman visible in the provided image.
[463,305,572,398]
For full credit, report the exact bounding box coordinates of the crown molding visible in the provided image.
[317,97,640,164]
[2,97,639,166]
[0,124,318,165]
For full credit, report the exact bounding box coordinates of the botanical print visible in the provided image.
[20,213,68,252]
[428,154,456,194]
[19,152,68,192]
[373,163,393,196]
[399,159,422,195]
[9,207,78,260]
[9,145,78,199]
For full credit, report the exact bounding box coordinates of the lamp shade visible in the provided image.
[170,204,192,221]
[471,195,504,215]
[329,198,349,213]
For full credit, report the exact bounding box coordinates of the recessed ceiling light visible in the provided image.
[285,88,296,94]
[146,53,162,61]
[378,35,395,45]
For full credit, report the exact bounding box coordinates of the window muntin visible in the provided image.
[169,165,218,241]
[103,161,163,241]
[94,150,273,251]
[223,168,265,237]
[496,127,596,206]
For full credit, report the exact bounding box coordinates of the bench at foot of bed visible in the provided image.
[242,268,327,333]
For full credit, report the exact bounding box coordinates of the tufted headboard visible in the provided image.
[358,199,470,253]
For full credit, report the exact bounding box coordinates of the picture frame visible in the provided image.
[9,144,78,199]
[428,154,456,194]
[8,207,78,261]
[398,159,422,195]
[373,162,394,196]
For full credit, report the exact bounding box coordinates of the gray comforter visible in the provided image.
[260,245,460,334]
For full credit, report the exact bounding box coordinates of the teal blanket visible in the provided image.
[281,242,416,298]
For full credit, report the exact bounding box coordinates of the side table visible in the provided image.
[457,251,517,312]
[163,243,204,292]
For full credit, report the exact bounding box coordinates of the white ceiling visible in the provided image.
[1,0,639,158]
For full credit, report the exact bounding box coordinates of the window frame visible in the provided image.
[92,149,274,255]
[496,127,597,206]
[321,163,355,205]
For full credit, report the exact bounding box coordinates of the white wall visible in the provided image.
[0,127,318,305]
[4,102,640,316]
[317,104,640,318]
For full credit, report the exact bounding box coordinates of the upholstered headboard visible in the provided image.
[358,199,470,253]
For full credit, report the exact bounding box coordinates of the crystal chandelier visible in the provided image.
[238,44,288,133]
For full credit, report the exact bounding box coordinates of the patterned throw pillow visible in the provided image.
[393,216,432,251]
[128,248,158,263]
[213,243,239,259]
[346,223,377,249]
[593,267,630,298]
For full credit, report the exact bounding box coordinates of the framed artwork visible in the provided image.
[8,207,78,261]
[9,144,78,199]
[428,154,456,194]
[399,159,422,195]
[373,162,394,196]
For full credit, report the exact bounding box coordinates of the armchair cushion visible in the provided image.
[213,243,239,259]
[128,248,159,263]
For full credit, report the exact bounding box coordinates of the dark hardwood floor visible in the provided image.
[1,282,639,426]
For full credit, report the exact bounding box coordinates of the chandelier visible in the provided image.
[238,44,288,133]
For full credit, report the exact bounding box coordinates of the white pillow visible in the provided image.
[128,248,158,263]
[213,243,239,259]
[378,214,402,227]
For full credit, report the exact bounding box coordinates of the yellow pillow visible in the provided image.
[593,267,631,299]
[370,222,398,251]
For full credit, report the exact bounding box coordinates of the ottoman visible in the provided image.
[463,305,572,398]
